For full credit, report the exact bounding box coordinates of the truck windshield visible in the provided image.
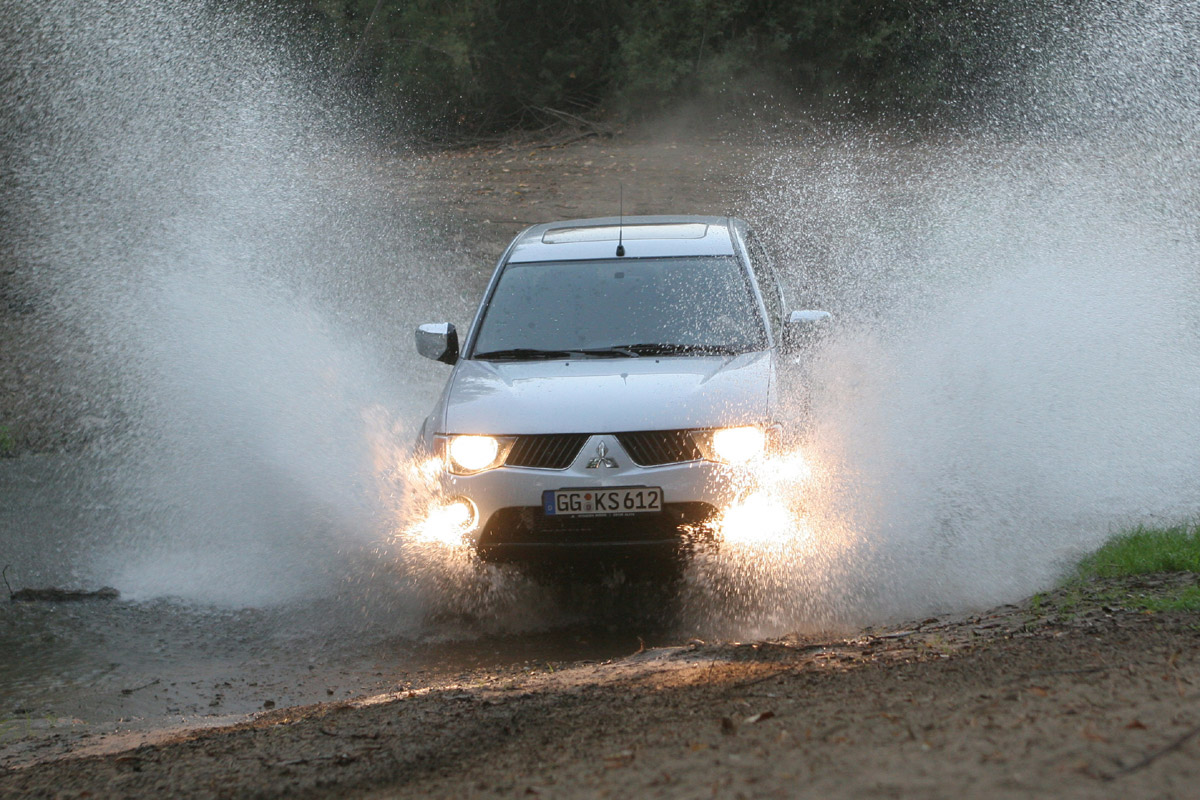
[470,256,767,359]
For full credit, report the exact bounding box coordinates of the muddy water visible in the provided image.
[1,456,682,767]
[0,597,664,766]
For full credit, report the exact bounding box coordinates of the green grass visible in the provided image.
[1073,524,1200,580]
[1050,523,1200,614]
[1137,584,1200,613]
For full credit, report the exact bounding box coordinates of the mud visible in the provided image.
[2,575,1198,799]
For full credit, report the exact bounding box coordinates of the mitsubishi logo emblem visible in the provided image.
[585,440,619,469]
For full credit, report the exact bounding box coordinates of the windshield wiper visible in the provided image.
[474,346,642,361]
[570,346,640,358]
[473,344,745,361]
[616,343,749,356]
[472,348,574,361]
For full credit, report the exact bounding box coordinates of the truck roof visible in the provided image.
[506,215,742,263]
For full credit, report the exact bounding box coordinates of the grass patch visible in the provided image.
[1073,523,1200,580]
[1032,524,1200,617]
[1135,584,1200,613]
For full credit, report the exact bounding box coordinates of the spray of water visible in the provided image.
[686,0,1200,634]
[3,0,470,614]
[5,1,1198,637]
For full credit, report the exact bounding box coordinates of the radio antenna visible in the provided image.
[616,182,625,257]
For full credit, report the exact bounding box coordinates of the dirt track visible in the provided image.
[2,575,1198,799]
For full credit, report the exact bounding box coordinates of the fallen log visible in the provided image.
[4,564,119,601]
[10,586,120,602]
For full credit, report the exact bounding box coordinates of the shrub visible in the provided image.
[302,0,1074,138]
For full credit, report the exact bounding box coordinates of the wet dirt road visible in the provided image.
[1,590,680,769]
[3,580,1198,799]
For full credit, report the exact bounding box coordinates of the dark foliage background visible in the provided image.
[259,2,1074,137]
[294,0,1077,138]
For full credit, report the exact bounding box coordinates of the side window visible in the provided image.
[744,230,784,335]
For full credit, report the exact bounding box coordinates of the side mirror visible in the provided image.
[782,309,832,352]
[415,322,459,365]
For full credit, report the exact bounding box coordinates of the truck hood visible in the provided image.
[440,352,774,435]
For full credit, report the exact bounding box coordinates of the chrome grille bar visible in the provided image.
[616,430,703,467]
[505,433,588,469]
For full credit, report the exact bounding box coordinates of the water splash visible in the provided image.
[3,0,461,610]
[6,0,1199,637]
[687,0,1200,634]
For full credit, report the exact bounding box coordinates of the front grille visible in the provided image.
[504,433,588,469]
[616,430,703,466]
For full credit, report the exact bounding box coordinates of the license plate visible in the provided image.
[542,487,664,516]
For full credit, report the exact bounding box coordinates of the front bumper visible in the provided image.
[476,501,719,565]
[437,433,747,562]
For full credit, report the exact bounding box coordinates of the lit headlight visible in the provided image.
[439,434,515,475]
[694,425,777,464]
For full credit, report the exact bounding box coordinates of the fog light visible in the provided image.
[412,496,478,546]
[710,426,767,464]
[441,497,478,530]
[718,493,792,546]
